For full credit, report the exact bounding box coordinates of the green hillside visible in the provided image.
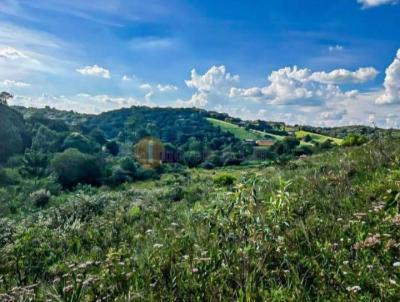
[207,117,265,140]
[296,130,343,145]
[207,117,286,141]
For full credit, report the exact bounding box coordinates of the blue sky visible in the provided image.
[0,0,400,127]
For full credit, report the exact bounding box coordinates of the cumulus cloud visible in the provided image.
[376,49,400,104]
[76,64,111,79]
[179,65,240,107]
[231,66,374,106]
[358,0,398,8]
[310,67,378,84]
[185,66,239,92]
[1,79,31,87]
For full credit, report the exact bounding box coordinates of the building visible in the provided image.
[255,140,275,147]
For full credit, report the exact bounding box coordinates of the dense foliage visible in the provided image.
[0,137,400,300]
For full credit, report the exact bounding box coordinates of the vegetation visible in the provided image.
[0,136,400,300]
[1,104,400,300]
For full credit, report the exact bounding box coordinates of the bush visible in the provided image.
[183,151,203,167]
[51,148,103,188]
[62,132,96,154]
[342,134,368,147]
[214,173,236,186]
[30,189,51,208]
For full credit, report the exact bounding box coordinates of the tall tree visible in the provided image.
[0,92,13,105]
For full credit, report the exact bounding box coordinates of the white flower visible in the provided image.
[393,262,400,267]
[153,243,163,249]
[346,286,361,293]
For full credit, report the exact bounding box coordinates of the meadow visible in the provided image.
[1,136,400,301]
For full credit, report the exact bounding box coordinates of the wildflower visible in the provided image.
[392,215,400,225]
[367,265,373,269]
[153,243,163,248]
[393,262,400,267]
[353,234,381,250]
[342,261,349,265]
[390,279,397,285]
[346,286,361,293]
[63,285,73,293]
[145,229,153,235]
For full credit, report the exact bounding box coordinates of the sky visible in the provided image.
[0,0,400,127]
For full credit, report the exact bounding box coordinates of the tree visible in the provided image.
[51,148,103,188]
[62,132,96,154]
[105,141,120,156]
[90,128,107,145]
[20,150,48,178]
[0,92,13,105]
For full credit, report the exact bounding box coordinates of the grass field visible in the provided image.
[207,118,341,146]
[296,130,343,145]
[207,118,285,141]
[207,118,265,140]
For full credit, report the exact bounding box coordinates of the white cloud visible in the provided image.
[310,67,378,84]
[376,49,400,104]
[185,66,239,92]
[1,79,30,87]
[139,83,152,90]
[122,75,132,81]
[320,110,346,121]
[179,65,240,107]
[358,0,398,8]
[232,66,374,106]
[10,93,150,114]
[329,45,344,52]
[157,84,178,92]
[0,46,31,61]
[76,65,111,79]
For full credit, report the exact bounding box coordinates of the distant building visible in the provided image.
[255,140,275,147]
[245,139,257,145]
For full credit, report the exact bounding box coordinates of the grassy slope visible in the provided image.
[296,130,343,145]
[207,117,284,141]
[207,118,341,146]
[2,139,400,300]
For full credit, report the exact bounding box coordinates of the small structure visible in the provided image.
[255,140,275,147]
[245,139,257,146]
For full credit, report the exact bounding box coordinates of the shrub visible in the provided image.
[183,151,203,167]
[30,189,51,208]
[214,173,236,186]
[51,148,103,188]
[303,134,313,142]
[342,134,368,147]
[62,132,96,154]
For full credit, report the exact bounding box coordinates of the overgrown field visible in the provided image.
[1,139,400,301]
